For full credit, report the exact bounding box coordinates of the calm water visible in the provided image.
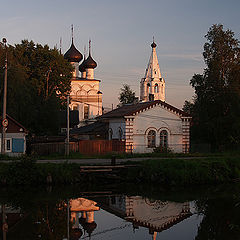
[0,183,240,240]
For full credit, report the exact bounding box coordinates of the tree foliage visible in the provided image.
[0,40,73,135]
[185,24,240,150]
[118,84,136,106]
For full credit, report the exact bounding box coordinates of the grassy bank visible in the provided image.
[127,157,240,185]
[0,156,240,186]
[0,158,81,185]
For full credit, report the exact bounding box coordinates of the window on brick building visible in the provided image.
[147,130,156,148]
[160,130,168,148]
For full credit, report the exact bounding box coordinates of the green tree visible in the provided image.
[0,40,73,135]
[186,24,240,150]
[118,84,136,106]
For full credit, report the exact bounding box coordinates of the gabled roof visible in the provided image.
[70,121,108,135]
[0,115,27,133]
[99,100,191,119]
[126,211,192,233]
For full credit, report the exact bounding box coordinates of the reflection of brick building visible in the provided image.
[99,195,192,239]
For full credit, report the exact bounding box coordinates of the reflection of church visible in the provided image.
[70,198,100,239]
[69,194,192,239]
[64,27,102,127]
[99,195,192,239]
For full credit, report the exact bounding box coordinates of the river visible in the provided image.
[0,183,239,240]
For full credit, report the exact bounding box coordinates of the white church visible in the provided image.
[64,28,102,127]
[99,40,191,153]
[67,36,191,154]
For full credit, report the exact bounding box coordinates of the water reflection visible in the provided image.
[70,198,99,239]
[95,195,192,239]
[0,184,239,240]
[0,193,195,240]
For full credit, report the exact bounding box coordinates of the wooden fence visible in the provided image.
[31,140,125,156]
[78,140,125,155]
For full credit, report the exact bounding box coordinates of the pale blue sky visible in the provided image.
[1,0,239,109]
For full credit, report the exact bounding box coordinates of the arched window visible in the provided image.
[160,130,168,148]
[154,84,159,93]
[147,130,156,148]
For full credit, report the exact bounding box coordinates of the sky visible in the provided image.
[0,0,240,110]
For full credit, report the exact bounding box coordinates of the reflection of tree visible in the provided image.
[195,196,240,240]
[5,200,69,240]
[35,201,69,240]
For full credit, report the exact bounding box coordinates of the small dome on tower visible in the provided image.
[84,54,97,69]
[151,41,157,48]
[79,59,86,72]
[64,42,83,63]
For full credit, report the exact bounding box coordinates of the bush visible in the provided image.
[153,146,172,153]
[126,157,240,186]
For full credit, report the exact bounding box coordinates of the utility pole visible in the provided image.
[66,95,70,156]
[67,200,70,240]
[97,91,102,115]
[2,204,7,240]
[1,38,8,154]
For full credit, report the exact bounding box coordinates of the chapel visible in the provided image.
[64,26,102,127]
[98,39,191,153]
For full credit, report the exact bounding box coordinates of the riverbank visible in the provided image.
[0,155,240,186]
[126,157,240,185]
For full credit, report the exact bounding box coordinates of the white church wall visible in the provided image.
[132,105,183,153]
[70,80,102,122]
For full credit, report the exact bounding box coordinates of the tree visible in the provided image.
[0,40,73,135]
[186,24,240,150]
[118,84,136,106]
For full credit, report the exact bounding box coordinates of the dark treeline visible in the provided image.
[184,24,240,151]
[0,40,73,135]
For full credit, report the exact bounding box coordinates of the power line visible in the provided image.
[81,223,132,239]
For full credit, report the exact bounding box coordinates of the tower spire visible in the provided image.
[84,45,87,59]
[89,39,91,56]
[140,39,165,102]
[71,24,74,43]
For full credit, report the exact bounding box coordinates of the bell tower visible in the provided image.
[140,39,165,102]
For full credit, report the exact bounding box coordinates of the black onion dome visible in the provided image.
[79,59,86,72]
[64,42,83,63]
[84,54,97,69]
[151,41,157,48]
[82,222,97,235]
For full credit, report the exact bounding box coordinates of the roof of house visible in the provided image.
[99,100,191,119]
[70,121,108,135]
[126,212,192,233]
[0,115,27,133]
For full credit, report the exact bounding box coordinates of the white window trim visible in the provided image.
[5,138,12,152]
[158,128,170,148]
[145,128,157,148]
